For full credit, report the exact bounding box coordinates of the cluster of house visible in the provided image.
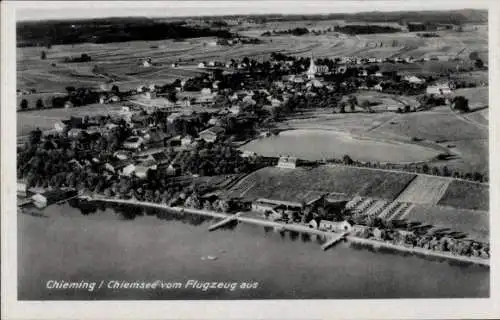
[249,193,358,233]
[105,127,227,179]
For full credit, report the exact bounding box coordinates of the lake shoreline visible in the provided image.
[84,196,490,268]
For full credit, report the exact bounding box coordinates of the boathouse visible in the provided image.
[319,220,353,233]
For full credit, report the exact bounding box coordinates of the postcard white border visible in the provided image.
[2,1,500,319]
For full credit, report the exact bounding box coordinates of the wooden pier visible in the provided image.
[208,212,244,231]
[321,232,348,251]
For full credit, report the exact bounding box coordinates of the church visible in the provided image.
[306,55,329,79]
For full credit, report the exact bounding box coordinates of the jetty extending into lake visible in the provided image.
[83,196,489,267]
[208,212,244,231]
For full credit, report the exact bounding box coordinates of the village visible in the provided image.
[17,47,489,264]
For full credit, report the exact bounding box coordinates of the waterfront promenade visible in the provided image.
[84,196,489,267]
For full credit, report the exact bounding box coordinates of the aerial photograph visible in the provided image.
[16,2,489,300]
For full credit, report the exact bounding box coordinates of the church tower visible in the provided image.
[307,54,317,79]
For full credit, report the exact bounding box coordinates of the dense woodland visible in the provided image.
[245,9,487,24]
[17,19,236,47]
[334,25,401,35]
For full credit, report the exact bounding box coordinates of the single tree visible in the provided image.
[41,51,47,60]
[452,96,469,113]
[343,154,354,165]
[65,86,76,94]
[474,59,484,69]
[469,51,479,61]
[36,98,44,109]
[20,99,29,110]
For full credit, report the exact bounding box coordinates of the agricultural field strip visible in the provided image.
[395,175,451,204]
[398,204,416,220]
[389,203,415,221]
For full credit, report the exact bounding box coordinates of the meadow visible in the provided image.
[371,108,487,142]
[438,180,489,211]
[405,204,488,243]
[17,104,123,136]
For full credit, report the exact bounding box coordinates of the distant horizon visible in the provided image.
[15,1,490,22]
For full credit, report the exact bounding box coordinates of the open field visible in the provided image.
[453,87,489,109]
[371,109,487,142]
[404,204,488,243]
[224,165,416,202]
[16,92,66,110]
[395,176,451,204]
[438,180,489,211]
[17,104,123,136]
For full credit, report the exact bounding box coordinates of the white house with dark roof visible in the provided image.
[318,220,353,233]
[426,83,452,96]
[277,156,298,169]
[404,75,425,85]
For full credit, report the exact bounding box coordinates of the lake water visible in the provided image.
[242,129,440,162]
[18,202,489,300]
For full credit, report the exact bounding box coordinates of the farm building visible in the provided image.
[252,197,323,218]
[336,65,347,74]
[199,126,225,143]
[67,128,83,138]
[167,112,183,123]
[100,83,112,92]
[277,156,298,169]
[306,79,323,89]
[64,101,74,109]
[293,76,305,84]
[144,91,156,100]
[229,105,241,115]
[426,83,452,96]
[271,98,282,107]
[241,150,257,158]
[404,75,425,85]
[135,162,157,179]
[373,83,384,91]
[121,164,136,177]
[143,58,152,67]
[181,135,194,146]
[208,116,222,126]
[17,180,27,196]
[54,120,68,132]
[198,62,206,68]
